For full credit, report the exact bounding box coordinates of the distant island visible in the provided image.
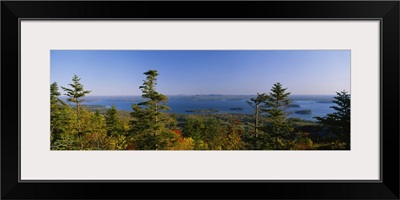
[230,107,244,111]
[295,110,312,114]
[186,108,219,113]
[289,104,301,108]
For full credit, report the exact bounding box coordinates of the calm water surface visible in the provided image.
[62,95,337,121]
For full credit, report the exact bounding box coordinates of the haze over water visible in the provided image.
[60,95,336,121]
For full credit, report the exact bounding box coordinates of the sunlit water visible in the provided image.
[61,95,337,121]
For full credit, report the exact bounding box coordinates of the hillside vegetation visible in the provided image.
[50,71,350,150]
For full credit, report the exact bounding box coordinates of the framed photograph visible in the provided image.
[2,1,399,199]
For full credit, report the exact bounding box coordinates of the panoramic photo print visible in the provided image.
[50,50,350,150]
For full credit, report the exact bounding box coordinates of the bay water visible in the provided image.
[63,95,337,121]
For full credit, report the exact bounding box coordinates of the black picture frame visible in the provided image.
[1,1,399,199]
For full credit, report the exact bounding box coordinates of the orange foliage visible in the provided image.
[173,129,184,143]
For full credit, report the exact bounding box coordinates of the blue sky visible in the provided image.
[50,50,350,96]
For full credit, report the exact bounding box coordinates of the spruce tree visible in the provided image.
[61,74,91,131]
[130,70,174,150]
[50,82,61,106]
[61,75,91,149]
[137,70,170,129]
[315,90,350,149]
[105,104,124,136]
[262,82,294,149]
[50,82,62,144]
[264,82,291,118]
[50,82,76,150]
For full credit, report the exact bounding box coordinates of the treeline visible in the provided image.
[50,70,350,150]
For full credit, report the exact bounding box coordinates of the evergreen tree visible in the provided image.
[201,117,223,150]
[264,82,291,118]
[50,82,62,145]
[61,74,91,132]
[138,70,170,127]
[105,104,124,136]
[182,116,208,150]
[246,93,268,137]
[50,104,78,150]
[50,82,61,106]
[50,82,69,146]
[262,82,294,149]
[130,70,175,150]
[315,90,350,149]
[82,110,112,150]
[61,75,91,149]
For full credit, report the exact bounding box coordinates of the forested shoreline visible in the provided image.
[50,70,350,150]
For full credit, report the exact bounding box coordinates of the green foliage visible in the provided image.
[166,137,195,150]
[81,132,110,150]
[51,134,80,150]
[61,75,91,136]
[105,105,125,136]
[50,73,348,151]
[52,105,77,132]
[50,82,77,149]
[50,82,66,106]
[130,70,177,150]
[51,75,129,150]
[109,135,129,150]
[261,82,294,150]
[182,116,204,140]
[263,82,291,118]
[61,75,92,105]
[182,116,220,150]
[181,116,244,150]
[200,117,224,150]
[315,90,350,149]
[139,70,169,106]
[293,132,314,150]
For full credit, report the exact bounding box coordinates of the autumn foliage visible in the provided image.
[51,72,350,150]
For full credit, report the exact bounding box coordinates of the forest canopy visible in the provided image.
[50,70,351,150]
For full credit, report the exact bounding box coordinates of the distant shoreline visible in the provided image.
[58,94,338,122]
[61,94,339,98]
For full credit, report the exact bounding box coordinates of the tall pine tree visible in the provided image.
[130,70,175,150]
[61,74,91,132]
[264,82,291,119]
[262,82,294,149]
[61,75,91,149]
[315,90,350,149]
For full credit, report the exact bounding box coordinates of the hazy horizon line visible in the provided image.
[59,93,344,97]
